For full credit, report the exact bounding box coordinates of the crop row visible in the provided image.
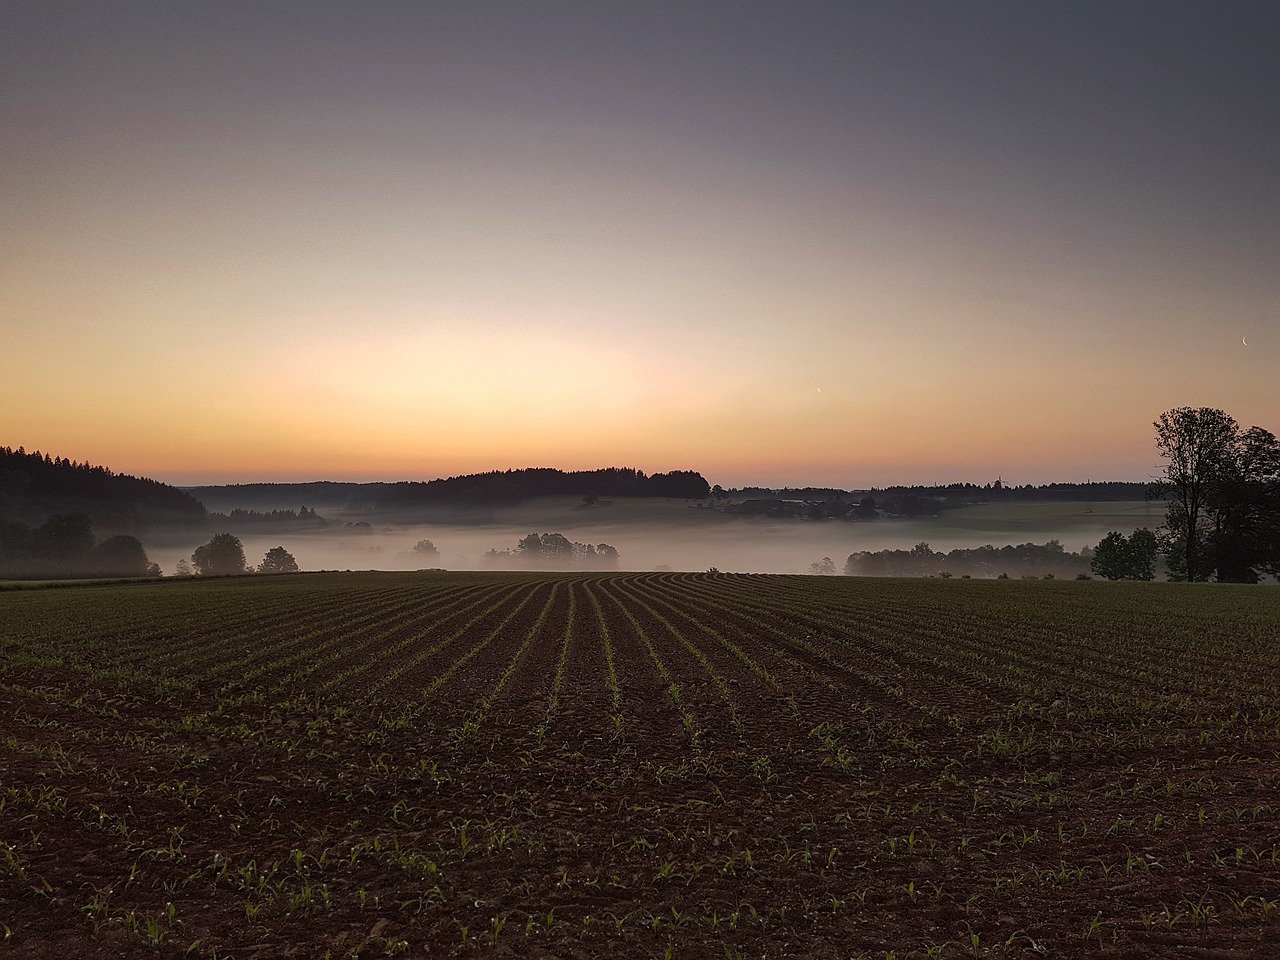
[2,571,1279,959]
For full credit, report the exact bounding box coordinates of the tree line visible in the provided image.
[730,480,1150,503]
[844,540,1091,579]
[837,408,1280,583]
[379,467,710,509]
[482,533,620,570]
[870,480,1151,503]
[0,514,161,578]
[176,534,299,576]
[724,493,940,520]
[213,507,329,527]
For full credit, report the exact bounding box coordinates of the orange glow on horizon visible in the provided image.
[4,6,1276,489]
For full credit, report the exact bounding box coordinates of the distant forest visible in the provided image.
[192,467,712,516]
[3,441,1144,543]
[211,507,331,528]
[729,480,1150,502]
[722,480,1152,520]
[379,467,710,508]
[871,480,1151,502]
[844,541,1093,579]
[0,446,206,532]
[2,450,712,535]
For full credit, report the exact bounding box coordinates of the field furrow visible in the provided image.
[3,571,1280,960]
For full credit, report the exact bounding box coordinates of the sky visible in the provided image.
[3,1,1278,488]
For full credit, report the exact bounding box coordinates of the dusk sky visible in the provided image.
[4,1,1277,488]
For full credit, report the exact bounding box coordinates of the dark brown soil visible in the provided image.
[2,572,1278,958]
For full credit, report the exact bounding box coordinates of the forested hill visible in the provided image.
[0,447,207,532]
[379,467,711,508]
[188,468,712,515]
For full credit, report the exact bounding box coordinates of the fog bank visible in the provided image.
[147,498,1162,577]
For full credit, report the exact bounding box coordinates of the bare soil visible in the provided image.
[2,572,1278,958]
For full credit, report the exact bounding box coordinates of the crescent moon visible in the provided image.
[1243,336,1249,346]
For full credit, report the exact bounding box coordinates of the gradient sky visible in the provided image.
[3,1,1278,487]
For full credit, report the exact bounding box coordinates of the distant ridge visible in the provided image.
[187,467,712,515]
[871,480,1152,502]
[379,467,710,507]
[728,481,1151,501]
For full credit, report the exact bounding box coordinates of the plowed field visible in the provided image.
[2,571,1279,958]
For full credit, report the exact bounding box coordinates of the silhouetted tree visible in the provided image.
[258,546,299,574]
[1127,528,1159,580]
[0,514,165,578]
[1204,426,1280,582]
[1090,529,1157,581]
[410,539,440,559]
[92,535,160,577]
[499,533,619,568]
[1151,407,1239,581]
[853,496,878,519]
[36,513,95,574]
[1152,408,1280,582]
[0,519,36,575]
[191,534,248,575]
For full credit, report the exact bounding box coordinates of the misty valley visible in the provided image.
[4,406,1277,585]
[1,446,1163,580]
[140,496,1159,581]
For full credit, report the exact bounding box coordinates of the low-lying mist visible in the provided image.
[146,498,1164,577]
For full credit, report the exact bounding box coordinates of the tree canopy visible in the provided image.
[92,535,162,577]
[1090,529,1158,581]
[191,534,249,576]
[411,539,440,558]
[257,546,300,574]
[1151,407,1280,582]
[0,513,160,579]
[845,541,1089,579]
[483,533,619,569]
